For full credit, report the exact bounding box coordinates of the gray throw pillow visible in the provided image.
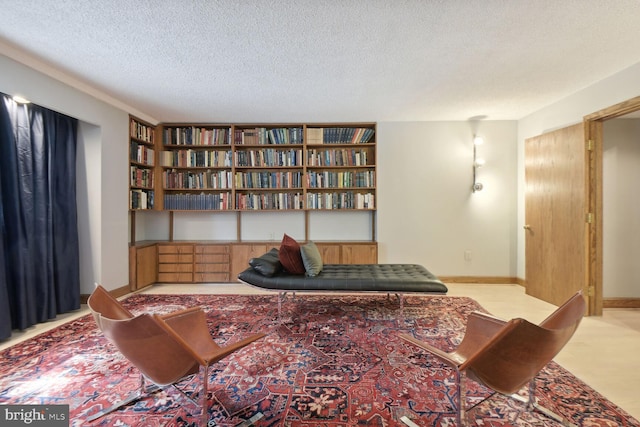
[300,241,323,277]
[249,248,282,277]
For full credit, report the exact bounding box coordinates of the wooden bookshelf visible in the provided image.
[152,122,376,212]
[128,122,377,284]
[129,116,156,210]
[158,124,233,211]
[130,122,376,240]
[233,125,305,211]
[305,124,376,210]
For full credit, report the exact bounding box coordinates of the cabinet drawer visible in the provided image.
[194,273,229,282]
[158,245,193,254]
[159,254,193,263]
[195,263,228,273]
[158,272,193,282]
[195,254,229,264]
[195,245,229,254]
[159,263,193,273]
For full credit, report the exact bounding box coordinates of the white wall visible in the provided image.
[517,62,640,287]
[377,121,518,276]
[603,118,640,298]
[0,53,131,293]
[9,43,640,289]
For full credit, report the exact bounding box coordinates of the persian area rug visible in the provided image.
[0,294,638,427]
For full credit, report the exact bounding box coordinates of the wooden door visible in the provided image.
[525,123,589,307]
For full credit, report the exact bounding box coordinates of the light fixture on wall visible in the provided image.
[472,135,484,192]
[12,95,31,104]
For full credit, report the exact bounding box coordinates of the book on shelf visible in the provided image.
[234,148,302,167]
[164,170,232,189]
[161,149,232,168]
[234,171,302,189]
[307,127,374,144]
[306,191,374,210]
[235,192,304,210]
[130,119,154,143]
[306,170,374,188]
[130,189,154,210]
[130,166,154,188]
[163,127,230,146]
[306,148,369,166]
[163,192,232,210]
[130,142,155,165]
[234,127,303,145]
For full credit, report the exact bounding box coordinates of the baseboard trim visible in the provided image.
[80,284,131,304]
[439,276,520,285]
[603,298,640,309]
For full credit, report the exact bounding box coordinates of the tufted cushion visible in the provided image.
[238,263,448,294]
[249,248,282,277]
[300,241,323,276]
[278,234,306,275]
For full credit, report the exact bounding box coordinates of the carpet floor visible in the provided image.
[0,293,638,426]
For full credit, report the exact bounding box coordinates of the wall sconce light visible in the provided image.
[12,95,31,104]
[472,135,484,192]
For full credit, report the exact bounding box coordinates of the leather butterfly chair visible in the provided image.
[399,290,585,427]
[87,284,265,426]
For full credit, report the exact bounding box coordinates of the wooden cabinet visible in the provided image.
[129,244,157,290]
[129,116,156,210]
[230,243,275,281]
[194,244,230,282]
[314,242,377,264]
[314,243,341,264]
[157,244,194,282]
[129,240,376,287]
[342,243,378,264]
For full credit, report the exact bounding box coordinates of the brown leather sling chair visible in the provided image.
[87,284,265,426]
[400,290,585,427]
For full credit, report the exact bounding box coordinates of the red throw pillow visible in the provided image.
[278,234,306,274]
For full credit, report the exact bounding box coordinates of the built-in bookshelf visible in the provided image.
[129,122,377,286]
[233,125,305,211]
[130,122,376,213]
[159,125,233,211]
[305,125,376,210]
[129,116,155,210]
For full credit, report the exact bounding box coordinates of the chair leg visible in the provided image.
[456,369,467,427]
[201,365,210,427]
[506,380,577,427]
[86,375,160,422]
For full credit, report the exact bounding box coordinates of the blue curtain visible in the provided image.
[0,93,80,340]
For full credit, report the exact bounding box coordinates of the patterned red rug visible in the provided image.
[0,294,637,427]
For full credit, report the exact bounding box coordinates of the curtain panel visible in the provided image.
[0,93,80,340]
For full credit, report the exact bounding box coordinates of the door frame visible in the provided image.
[583,95,640,315]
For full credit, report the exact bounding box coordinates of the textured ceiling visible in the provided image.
[1,0,640,123]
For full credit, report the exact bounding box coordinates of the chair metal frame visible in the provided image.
[87,284,265,426]
[400,290,585,426]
